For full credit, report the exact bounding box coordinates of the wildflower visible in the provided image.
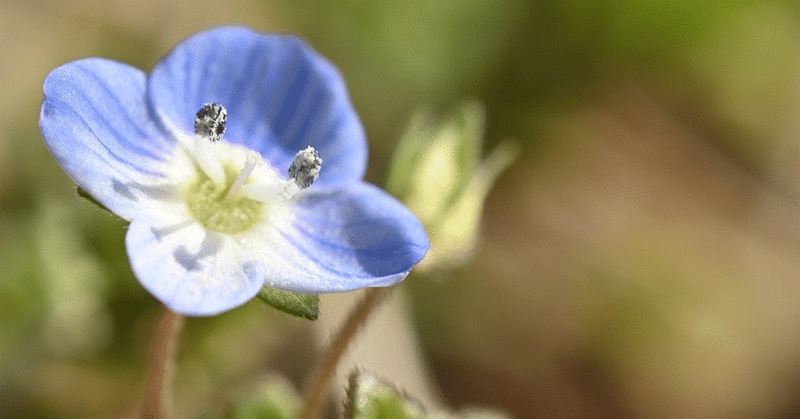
[39,26,428,316]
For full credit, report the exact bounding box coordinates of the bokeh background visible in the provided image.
[1,0,797,418]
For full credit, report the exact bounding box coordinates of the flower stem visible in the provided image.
[298,286,393,419]
[141,306,186,419]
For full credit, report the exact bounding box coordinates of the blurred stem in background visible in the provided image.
[300,287,392,419]
[140,306,185,419]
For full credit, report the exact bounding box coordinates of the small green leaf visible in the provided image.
[76,187,113,213]
[256,286,319,320]
[345,372,425,419]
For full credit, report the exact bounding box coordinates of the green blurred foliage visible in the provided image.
[219,375,301,419]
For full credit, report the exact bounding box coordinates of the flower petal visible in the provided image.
[251,182,429,293]
[125,211,267,316]
[149,26,367,187]
[40,58,177,220]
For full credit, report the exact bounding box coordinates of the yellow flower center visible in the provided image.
[179,103,321,235]
[185,164,263,234]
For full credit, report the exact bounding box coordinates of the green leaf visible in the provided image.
[345,372,425,419]
[76,187,113,214]
[256,286,319,321]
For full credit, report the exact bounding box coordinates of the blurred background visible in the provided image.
[0,0,797,418]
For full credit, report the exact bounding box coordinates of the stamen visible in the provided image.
[193,135,224,185]
[194,103,227,141]
[192,104,228,184]
[224,152,259,201]
[239,147,322,203]
[288,146,322,189]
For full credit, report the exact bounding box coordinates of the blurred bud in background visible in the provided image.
[384,101,518,272]
[220,374,301,419]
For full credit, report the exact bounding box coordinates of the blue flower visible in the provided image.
[39,26,429,316]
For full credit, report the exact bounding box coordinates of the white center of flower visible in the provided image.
[181,103,322,235]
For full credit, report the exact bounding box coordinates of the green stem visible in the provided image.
[298,286,393,419]
[140,306,186,419]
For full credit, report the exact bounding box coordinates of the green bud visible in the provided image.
[385,101,484,215]
[256,286,319,321]
[345,372,425,419]
[385,101,519,271]
[422,140,518,270]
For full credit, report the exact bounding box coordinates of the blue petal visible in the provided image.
[125,212,267,316]
[148,26,367,188]
[40,58,176,220]
[263,183,429,293]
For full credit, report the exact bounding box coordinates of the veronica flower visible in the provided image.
[39,26,428,316]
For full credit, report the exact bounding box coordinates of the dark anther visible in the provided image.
[288,146,322,189]
[194,103,227,141]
